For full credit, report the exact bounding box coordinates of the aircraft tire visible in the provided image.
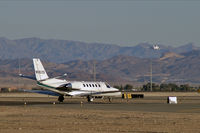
[87,96,93,102]
[58,95,64,102]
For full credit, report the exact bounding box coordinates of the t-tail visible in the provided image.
[33,58,49,81]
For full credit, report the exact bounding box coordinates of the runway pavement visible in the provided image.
[1,93,200,113]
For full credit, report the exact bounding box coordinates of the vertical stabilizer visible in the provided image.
[33,58,49,81]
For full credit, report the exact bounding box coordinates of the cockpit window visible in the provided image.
[106,83,111,88]
[65,83,72,88]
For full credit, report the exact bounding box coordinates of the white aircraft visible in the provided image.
[20,58,121,102]
[153,45,160,50]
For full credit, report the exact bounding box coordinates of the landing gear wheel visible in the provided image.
[108,97,112,102]
[87,96,94,102]
[58,95,64,103]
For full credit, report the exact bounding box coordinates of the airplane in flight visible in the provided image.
[153,45,160,50]
[20,58,121,102]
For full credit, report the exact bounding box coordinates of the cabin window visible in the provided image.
[95,84,97,87]
[89,84,91,87]
[98,84,101,87]
[83,84,85,87]
[92,84,94,87]
[86,84,89,87]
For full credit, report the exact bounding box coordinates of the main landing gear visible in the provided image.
[58,95,64,102]
[87,96,94,102]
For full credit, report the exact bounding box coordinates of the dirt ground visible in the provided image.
[0,92,200,133]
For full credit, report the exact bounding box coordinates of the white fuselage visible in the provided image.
[39,78,121,97]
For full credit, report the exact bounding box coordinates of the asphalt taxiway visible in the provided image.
[1,93,200,113]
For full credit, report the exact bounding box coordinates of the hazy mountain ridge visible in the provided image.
[1,50,200,84]
[0,37,200,84]
[0,37,199,63]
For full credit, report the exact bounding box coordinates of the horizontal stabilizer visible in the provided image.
[19,74,36,80]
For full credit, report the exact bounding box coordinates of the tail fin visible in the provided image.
[33,58,49,81]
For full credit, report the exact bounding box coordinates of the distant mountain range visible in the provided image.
[1,50,200,84]
[0,37,200,85]
[0,37,199,63]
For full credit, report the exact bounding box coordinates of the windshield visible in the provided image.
[105,83,111,88]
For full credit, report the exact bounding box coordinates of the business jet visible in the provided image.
[20,58,121,102]
[153,45,160,50]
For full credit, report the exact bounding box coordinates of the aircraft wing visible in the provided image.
[66,91,99,96]
[66,90,119,97]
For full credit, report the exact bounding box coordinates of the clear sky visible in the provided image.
[0,0,200,46]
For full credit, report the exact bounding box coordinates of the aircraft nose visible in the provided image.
[112,87,119,91]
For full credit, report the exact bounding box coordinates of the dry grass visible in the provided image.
[0,106,200,133]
